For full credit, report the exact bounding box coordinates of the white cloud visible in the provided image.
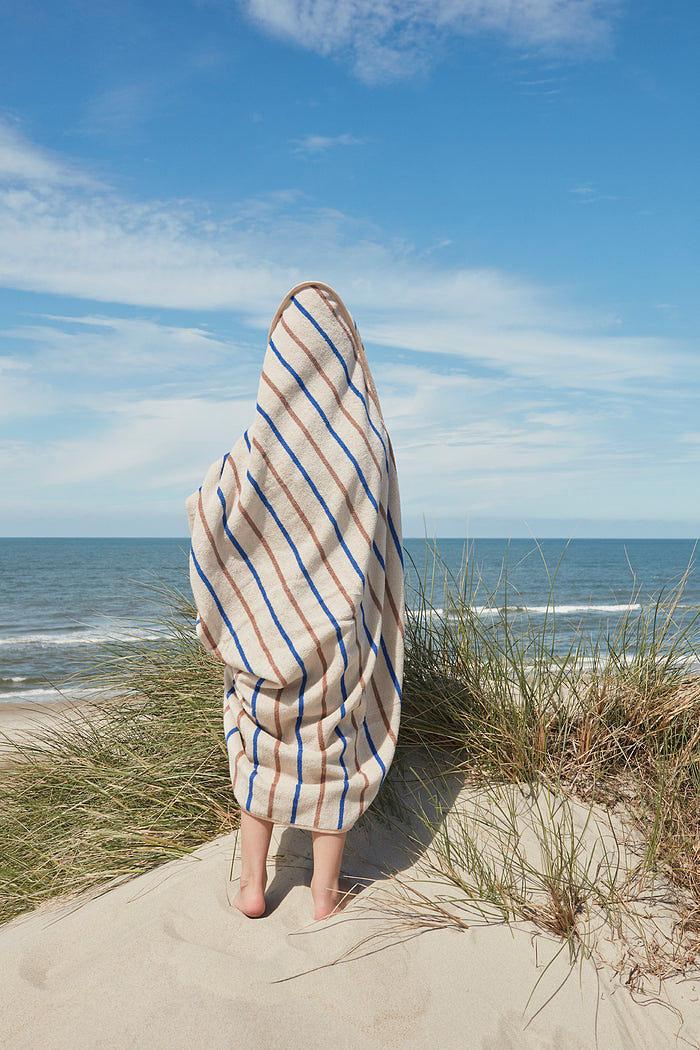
[80,82,156,135]
[241,0,616,82]
[570,183,618,205]
[2,315,234,376]
[0,128,694,398]
[292,132,365,155]
[1,122,698,535]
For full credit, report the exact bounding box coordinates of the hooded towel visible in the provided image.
[186,280,404,832]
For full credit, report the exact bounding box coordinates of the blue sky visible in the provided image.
[0,1,698,537]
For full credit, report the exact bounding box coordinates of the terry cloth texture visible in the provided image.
[186,281,405,832]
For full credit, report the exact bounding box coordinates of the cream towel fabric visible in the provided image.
[186,281,404,832]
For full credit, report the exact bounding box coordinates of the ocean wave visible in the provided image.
[516,603,642,615]
[0,685,111,704]
[0,628,167,648]
[407,602,644,618]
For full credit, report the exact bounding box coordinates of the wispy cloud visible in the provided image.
[80,82,157,135]
[1,121,698,535]
[241,0,617,82]
[0,119,101,188]
[570,183,618,204]
[292,132,365,156]
[0,122,692,397]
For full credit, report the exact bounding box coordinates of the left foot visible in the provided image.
[233,876,267,918]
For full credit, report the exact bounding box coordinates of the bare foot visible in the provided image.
[234,877,267,918]
[310,878,347,920]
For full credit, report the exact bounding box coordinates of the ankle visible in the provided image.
[311,874,339,894]
[240,869,266,891]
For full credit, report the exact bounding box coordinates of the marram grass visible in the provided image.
[1,548,700,980]
[0,601,233,922]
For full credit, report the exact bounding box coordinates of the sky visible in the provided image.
[0,0,698,538]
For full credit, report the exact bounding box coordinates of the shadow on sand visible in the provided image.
[260,749,463,915]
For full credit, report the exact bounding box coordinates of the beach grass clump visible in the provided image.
[0,600,233,924]
[366,781,632,950]
[394,545,700,974]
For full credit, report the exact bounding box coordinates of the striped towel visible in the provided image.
[186,281,404,832]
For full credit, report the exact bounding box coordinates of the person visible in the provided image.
[187,280,404,919]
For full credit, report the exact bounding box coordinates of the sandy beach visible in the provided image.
[2,770,700,1049]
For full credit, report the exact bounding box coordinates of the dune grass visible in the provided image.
[387,543,700,978]
[0,602,232,922]
[1,544,699,985]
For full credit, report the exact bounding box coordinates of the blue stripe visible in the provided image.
[380,634,402,701]
[225,726,239,744]
[243,429,251,451]
[245,470,350,699]
[246,469,355,830]
[371,540,385,572]
[387,508,404,568]
[255,403,365,586]
[335,725,350,828]
[267,339,390,586]
[219,454,228,479]
[269,337,378,512]
[190,547,253,672]
[216,487,309,823]
[360,602,377,655]
[292,295,389,470]
[245,678,265,811]
[363,717,387,780]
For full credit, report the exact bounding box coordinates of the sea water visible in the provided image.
[1,537,698,702]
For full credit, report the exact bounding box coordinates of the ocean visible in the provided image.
[1,537,698,703]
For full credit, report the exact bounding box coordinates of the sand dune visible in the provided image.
[2,801,700,1050]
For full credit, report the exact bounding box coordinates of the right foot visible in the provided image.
[233,878,267,918]
[310,879,345,920]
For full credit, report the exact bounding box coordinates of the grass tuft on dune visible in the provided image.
[0,600,233,923]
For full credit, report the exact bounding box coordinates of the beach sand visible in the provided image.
[2,795,700,1050]
[0,698,112,765]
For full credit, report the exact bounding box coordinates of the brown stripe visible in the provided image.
[268,327,404,638]
[280,314,383,479]
[197,491,289,685]
[225,454,331,825]
[251,436,356,615]
[198,613,224,662]
[316,286,384,419]
[251,435,367,812]
[371,676,397,746]
[225,454,330,719]
[259,373,403,644]
[231,705,247,796]
[261,370,373,549]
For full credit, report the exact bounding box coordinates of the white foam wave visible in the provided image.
[0,685,109,704]
[0,628,166,648]
[519,603,642,615]
[407,602,643,618]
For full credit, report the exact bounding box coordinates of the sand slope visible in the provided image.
[2,809,700,1050]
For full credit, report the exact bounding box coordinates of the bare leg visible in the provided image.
[310,830,347,919]
[234,811,273,918]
